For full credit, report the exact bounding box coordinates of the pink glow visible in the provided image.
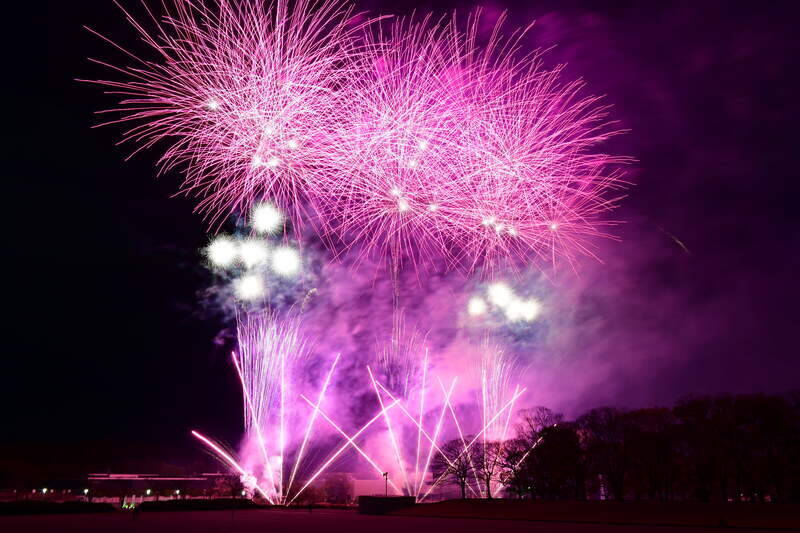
[288,398,400,504]
[285,354,340,497]
[299,394,403,495]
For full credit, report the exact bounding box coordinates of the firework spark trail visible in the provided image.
[490,384,520,497]
[367,365,412,495]
[415,378,455,500]
[373,379,482,499]
[285,353,340,499]
[441,380,487,497]
[480,343,517,441]
[298,395,403,495]
[419,386,526,502]
[86,2,628,273]
[377,312,426,399]
[288,399,400,505]
[233,312,311,503]
[190,430,272,502]
[478,345,519,497]
[515,436,544,469]
[414,350,428,493]
[231,350,278,499]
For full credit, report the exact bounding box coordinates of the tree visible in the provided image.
[623,408,676,501]
[498,437,534,498]
[577,407,628,500]
[472,440,504,498]
[517,407,564,443]
[430,438,476,499]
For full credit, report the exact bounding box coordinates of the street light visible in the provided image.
[382,472,388,498]
[145,489,151,496]
[83,489,89,495]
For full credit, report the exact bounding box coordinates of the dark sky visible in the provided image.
[7,0,799,475]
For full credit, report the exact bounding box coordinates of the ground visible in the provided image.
[393,499,800,528]
[0,508,783,533]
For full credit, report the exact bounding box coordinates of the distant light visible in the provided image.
[145,489,151,496]
[235,275,265,300]
[238,239,269,268]
[271,247,301,277]
[241,490,246,496]
[207,236,238,268]
[487,283,514,308]
[251,203,283,234]
[468,297,488,316]
[42,488,48,494]
[206,99,220,111]
[83,488,89,495]
[175,490,180,495]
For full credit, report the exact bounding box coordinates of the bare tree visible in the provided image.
[472,440,504,498]
[430,438,476,499]
[498,437,534,498]
[517,407,564,444]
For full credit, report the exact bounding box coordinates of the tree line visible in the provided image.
[431,393,800,503]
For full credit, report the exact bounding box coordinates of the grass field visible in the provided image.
[392,499,800,529]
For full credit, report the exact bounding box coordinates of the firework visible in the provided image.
[368,329,527,501]
[377,312,426,399]
[201,203,309,310]
[207,235,238,268]
[235,274,265,300]
[83,0,369,228]
[317,12,628,271]
[271,246,301,277]
[251,202,284,234]
[195,313,409,504]
[86,3,628,272]
[231,313,311,501]
[470,281,542,324]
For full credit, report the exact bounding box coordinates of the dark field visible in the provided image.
[394,500,800,529]
[0,508,789,533]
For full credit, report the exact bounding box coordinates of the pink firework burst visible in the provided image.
[320,12,629,271]
[82,0,368,228]
[84,2,629,272]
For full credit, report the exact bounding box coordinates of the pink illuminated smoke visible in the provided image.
[85,1,628,271]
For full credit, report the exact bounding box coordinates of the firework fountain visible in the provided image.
[85,0,628,505]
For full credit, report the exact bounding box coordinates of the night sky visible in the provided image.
[8,0,799,475]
